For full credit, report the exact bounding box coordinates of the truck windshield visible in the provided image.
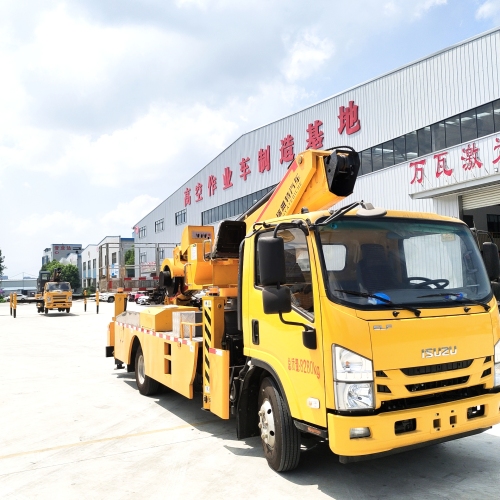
[317,217,492,309]
[47,282,71,291]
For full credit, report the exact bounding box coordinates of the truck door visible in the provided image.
[244,227,326,427]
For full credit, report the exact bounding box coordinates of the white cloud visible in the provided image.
[14,195,160,240]
[413,0,447,18]
[476,1,500,23]
[15,211,93,239]
[381,0,447,19]
[48,102,240,187]
[282,31,335,83]
[101,195,162,231]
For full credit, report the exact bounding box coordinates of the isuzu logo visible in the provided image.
[421,346,457,358]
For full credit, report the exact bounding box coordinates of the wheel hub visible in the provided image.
[258,399,276,448]
[137,354,145,385]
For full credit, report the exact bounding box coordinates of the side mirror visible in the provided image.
[482,242,500,281]
[262,286,292,314]
[258,236,286,286]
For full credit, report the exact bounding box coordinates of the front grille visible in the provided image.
[380,384,485,413]
[52,294,69,304]
[377,384,391,393]
[406,376,469,392]
[401,360,473,376]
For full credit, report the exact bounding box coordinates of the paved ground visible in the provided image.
[1,300,500,499]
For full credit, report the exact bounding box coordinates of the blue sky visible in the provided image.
[0,0,499,279]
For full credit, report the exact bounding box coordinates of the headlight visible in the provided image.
[494,340,500,387]
[68,295,72,302]
[333,346,374,410]
[333,346,373,381]
[335,382,374,411]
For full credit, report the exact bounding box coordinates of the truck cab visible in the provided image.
[248,207,500,465]
[35,269,72,314]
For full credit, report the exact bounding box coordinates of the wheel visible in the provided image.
[108,297,115,303]
[258,377,300,472]
[66,308,70,313]
[410,277,450,289]
[135,345,159,396]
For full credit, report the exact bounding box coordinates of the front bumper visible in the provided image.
[46,302,72,309]
[328,392,500,461]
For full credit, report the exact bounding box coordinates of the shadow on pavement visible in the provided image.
[113,369,500,499]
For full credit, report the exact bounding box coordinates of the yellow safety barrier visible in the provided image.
[11,293,17,319]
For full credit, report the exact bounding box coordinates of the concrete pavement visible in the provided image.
[1,300,500,499]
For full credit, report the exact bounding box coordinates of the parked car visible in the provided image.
[98,292,115,303]
[6,293,29,302]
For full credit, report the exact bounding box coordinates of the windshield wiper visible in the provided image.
[334,289,421,317]
[416,292,490,311]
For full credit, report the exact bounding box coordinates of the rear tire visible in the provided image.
[135,345,159,396]
[258,377,301,472]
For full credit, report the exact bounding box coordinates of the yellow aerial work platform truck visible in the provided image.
[106,147,500,471]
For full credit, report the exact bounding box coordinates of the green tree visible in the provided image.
[0,248,6,278]
[124,247,135,265]
[41,260,80,291]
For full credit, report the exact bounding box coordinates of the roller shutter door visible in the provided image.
[462,184,500,210]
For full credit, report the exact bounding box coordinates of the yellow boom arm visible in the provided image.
[242,147,360,228]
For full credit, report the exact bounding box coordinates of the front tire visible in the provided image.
[66,308,70,313]
[135,345,159,396]
[258,377,301,472]
[108,297,115,303]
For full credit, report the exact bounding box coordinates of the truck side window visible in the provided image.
[255,228,314,316]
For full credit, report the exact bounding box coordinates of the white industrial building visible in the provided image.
[134,28,500,264]
[81,236,134,290]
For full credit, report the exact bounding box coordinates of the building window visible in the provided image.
[382,140,394,169]
[111,252,117,265]
[92,259,96,269]
[445,114,461,147]
[359,98,500,176]
[417,126,431,156]
[175,209,186,226]
[372,145,383,171]
[139,226,147,238]
[83,262,87,272]
[201,185,277,225]
[140,253,147,263]
[477,102,494,138]
[155,218,164,233]
[159,248,165,260]
[487,214,500,234]
[463,214,474,228]
[431,121,446,151]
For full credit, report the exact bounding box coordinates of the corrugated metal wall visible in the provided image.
[137,28,500,259]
